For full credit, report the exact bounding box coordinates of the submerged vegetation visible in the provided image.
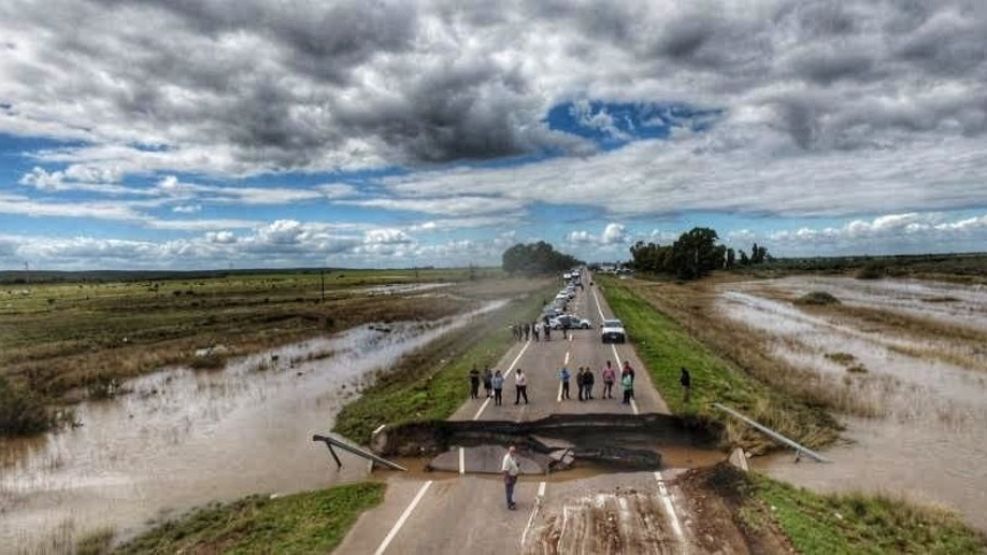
[599,277,842,452]
[795,291,841,305]
[0,269,480,407]
[115,482,385,554]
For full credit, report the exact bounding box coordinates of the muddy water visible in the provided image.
[718,278,987,531]
[0,301,505,552]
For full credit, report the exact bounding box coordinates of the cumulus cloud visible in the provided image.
[567,223,629,245]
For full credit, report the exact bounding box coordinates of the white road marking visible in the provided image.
[591,287,606,320]
[472,340,531,420]
[458,447,465,474]
[654,471,686,549]
[557,380,563,403]
[564,351,570,365]
[521,481,547,547]
[374,480,433,555]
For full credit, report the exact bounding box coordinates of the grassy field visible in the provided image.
[112,482,385,554]
[0,268,533,436]
[732,252,987,285]
[598,276,840,452]
[697,464,986,554]
[335,280,555,444]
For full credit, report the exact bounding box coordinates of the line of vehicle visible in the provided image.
[374,480,433,555]
[472,340,531,420]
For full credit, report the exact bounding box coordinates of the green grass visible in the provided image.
[599,278,838,451]
[0,375,54,435]
[114,482,385,554]
[751,473,986,554]
[335,282,554,443]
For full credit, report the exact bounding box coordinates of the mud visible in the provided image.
[718,277,987,531]
[373,413,720,472]
[0,301,505,552]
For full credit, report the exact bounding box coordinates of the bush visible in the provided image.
[0,375,53,436]
[856,264,885,280]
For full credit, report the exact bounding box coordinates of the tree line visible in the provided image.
[629,228,770,280]
[502,241,582,275]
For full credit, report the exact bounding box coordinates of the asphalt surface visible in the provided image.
[336,271,696,555]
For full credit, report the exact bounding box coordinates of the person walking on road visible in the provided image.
[559,366,571,400]
[514,369,529,404]
[533,322,540,342]
[621,371,634,404]
[601,360,616,399]
[524,323,530,341]
[492,370,504,406]
[584,366,595,399]
[544,324,551,341]
[483,366,493,398]
[576,367,586,401]
[502,445,520,510]
[622,361,636,382]
[469,365,481,399]
[680,367,692,403]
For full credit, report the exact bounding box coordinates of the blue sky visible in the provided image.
[2,1,987,270]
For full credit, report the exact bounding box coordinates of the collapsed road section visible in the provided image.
[369,413,719,474]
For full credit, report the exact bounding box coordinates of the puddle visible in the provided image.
[0,300,505,552]
[718,278,987,531]
[353,282,451,296]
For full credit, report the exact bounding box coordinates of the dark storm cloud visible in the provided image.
[2,0,987,173]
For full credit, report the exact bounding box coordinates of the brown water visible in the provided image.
[718,277,987,531]
[0,300,505,553]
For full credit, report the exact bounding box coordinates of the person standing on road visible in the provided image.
[524,323,530,341]
[533,322,540,342]
[680,367,692,403]
[483,366,493,398]
[469,365,481,399]
[544,323,551,341]
[514,369,529,404]
[621,371,634,404]
[502,445,520,510]
[584,366,595,399]
[558,366,571,400]
[575,367,586,401]
[601,361,616,399]
[492,370,505,405]
[622,361,636,383]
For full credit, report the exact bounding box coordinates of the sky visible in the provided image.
[1,0,986,270]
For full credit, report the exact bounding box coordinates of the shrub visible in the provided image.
[0,375,53,436]
[856,264,885,280]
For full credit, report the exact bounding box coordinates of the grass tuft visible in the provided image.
[795,291,841,305]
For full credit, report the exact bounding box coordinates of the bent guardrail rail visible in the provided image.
[713,403,831,463]
[312,433,407,471]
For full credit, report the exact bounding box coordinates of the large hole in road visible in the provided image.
[371,413,721,474]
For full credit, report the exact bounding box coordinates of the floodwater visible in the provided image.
[0,300,505,552]
[717,276,987,531]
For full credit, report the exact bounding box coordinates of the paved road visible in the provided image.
[336,271,695,555]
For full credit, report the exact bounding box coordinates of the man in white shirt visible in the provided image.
[501,445,520,510]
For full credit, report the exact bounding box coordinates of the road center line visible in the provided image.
[473,340,531,420]
[521,481,547,547]
[374,480,433,555]
[458,447,465,474]
[564,351,569,365]
[557,380,563,403]
[654,471,686,548]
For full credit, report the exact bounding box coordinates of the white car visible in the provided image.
[600,318,627,343]
[550,314,592,330]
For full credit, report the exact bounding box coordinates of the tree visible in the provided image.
[726,248,736,269]
[502,241,581,275]
[629,227,726,280]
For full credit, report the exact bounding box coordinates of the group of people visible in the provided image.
[511,320,553,342]
[467,364,527,405]
[559,360,635,403]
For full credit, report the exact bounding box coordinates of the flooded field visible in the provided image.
[0,301,504,552]
[717,276,987,531]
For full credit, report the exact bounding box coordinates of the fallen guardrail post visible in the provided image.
[312,433,408,471]
[713,403,831,463]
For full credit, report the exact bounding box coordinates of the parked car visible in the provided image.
[550,314,592,329]
[600,318,626,343]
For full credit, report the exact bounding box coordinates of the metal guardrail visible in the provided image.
[312,433,408,471]
[713,403,831,463]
